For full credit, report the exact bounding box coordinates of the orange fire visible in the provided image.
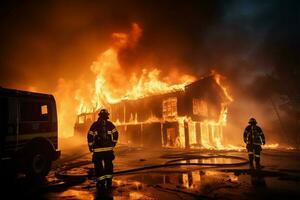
[76,23,196,115]
[212,70,234,102]
[55,23,257,150]
[54,23,196,138]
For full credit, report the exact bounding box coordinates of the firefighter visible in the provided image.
[243,118,265,169]
[87,109,119,192]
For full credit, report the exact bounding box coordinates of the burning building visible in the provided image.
[74,74,232,149]
[71,24,233,149]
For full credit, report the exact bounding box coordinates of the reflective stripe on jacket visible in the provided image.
[243,125,265,145]
[87,119,119,152]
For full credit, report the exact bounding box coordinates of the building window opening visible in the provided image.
[163,97,177,118]
[78,115,85,124]
[193,99,208,117]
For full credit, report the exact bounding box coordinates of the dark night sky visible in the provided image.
[0,0,299,145]
[0,1,299,86]
[0,0,298,90]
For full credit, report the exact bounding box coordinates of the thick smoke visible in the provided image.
[0,0,299,146]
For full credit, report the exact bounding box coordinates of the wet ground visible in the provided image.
[5,139,300,200]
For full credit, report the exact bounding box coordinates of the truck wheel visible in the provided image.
[26,147,51,179]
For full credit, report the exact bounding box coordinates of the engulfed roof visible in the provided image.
[185,75,231,104]
[110,75,230,105]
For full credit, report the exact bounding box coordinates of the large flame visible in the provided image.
[212,70,234,102]
[76,23,195,115]
[54,23,281,151]
[56,24,233,151]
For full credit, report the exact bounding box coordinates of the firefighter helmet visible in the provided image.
[98,109,110,119]
[248,118,257,125]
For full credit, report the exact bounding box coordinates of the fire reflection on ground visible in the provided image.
[44,147,300,200]
[7,144,300,200]
[45,169,240,199]
[177,157,240,164]
[115,170,239,191]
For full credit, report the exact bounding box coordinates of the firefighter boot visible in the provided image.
[255,158,261,170]
[249,154,254,169]
[106,178,113,193]
[106,178,113,199]
[96,180,106,193]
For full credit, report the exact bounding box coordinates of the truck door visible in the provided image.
[1,97,18,159]
[0,97,7,157]
[19,98,52,138]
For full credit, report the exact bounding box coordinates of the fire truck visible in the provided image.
[0,87,60,178]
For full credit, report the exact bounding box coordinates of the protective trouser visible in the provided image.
[93,151,115,190]
[246,144,262,168]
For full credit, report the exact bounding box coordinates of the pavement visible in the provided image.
[5,137,300,200]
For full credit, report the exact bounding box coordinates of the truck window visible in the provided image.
[41,105,48,115]
[20,101,49,122]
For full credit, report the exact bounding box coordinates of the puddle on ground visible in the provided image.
[174,157,241,165]
[43,169,239,199]
[48,189,95,200]
[115,169,239,191]
[44,166,300,199]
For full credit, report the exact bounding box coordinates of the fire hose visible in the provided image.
[45,153,249,191]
